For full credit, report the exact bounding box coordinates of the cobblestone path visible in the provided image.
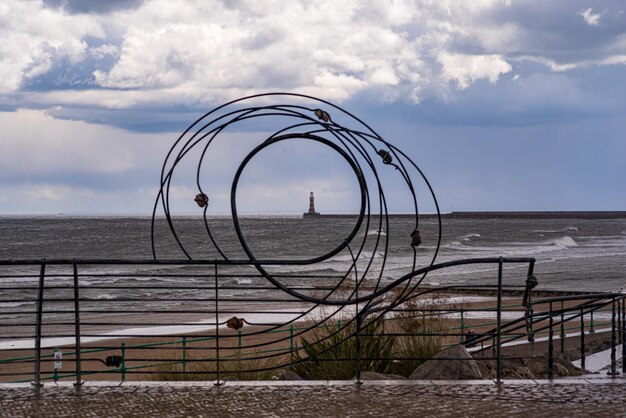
[1,380,625,417]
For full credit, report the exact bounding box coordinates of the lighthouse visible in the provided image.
[303,192,320,217]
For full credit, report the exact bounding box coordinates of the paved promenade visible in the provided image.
[1,378,625,417]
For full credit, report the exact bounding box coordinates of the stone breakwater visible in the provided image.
[315,211,626,219]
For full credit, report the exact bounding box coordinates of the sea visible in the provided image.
[0,214,625,289]
[0,215,625,335]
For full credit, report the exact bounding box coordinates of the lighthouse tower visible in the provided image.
[303,192,320,217]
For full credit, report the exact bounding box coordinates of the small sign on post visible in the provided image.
[53,349,62,370]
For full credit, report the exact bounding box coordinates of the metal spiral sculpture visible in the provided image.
[151,93,442,305]
[149,93,451,377]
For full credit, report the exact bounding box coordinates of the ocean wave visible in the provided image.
[325,251,383,263]
[532,226,579,233]
[580,235,626,240]
[91,293,116,300]
[551,236,578,249]
[0,301,34,308]
[366,229,386,236]
[443,235,578,256]
[458,233,481,242]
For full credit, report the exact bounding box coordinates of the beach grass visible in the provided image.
[152,348,280,381]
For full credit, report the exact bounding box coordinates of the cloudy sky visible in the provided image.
[1,0,625,215]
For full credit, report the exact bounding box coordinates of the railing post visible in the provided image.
[32,261,46,387]
[560,301,565,354]
[237,330,243,380]
[182,336,187,374]
[355,313,362,384]
[527,302,535,357]
[289,324,294,368]
[53,348,60,384]
[459,308,465,344]
[580,308,586,371]
[354,259,362,385]
[121,342,126,382]
[622,297,625,374]
[72,262,83,386]
[608,298,618,376]
[618,299,622,347]
[589,311,595,333]
[214,263,222,385]
[548,302,554,379]
[495,257,503,384]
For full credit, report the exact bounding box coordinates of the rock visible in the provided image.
[354,371,407,381]
[474,359,496,380]
[568,367,586,376]
[515,366,536,379]
[525,354,586,378]
[528,361,548,377]
[554,363,569,376]
[274,370,303,381]
[501,368,521,379]
[409,345,482,380]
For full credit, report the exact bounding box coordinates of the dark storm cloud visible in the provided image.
[43,0,145,14]
[349,61,626,130]
[480,0,626,63]
[45,106,197,133]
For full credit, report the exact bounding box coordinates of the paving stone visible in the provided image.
[1,381,625,417]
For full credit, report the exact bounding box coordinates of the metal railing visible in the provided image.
[2,256,623,385]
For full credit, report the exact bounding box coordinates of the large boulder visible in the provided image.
[525,354,586,378]
[409,345,482,380]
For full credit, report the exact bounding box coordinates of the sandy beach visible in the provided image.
[1,293,619,383]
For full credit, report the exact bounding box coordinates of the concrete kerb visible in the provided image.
[1,377,624,390]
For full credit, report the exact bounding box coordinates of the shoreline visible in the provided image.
[1,291,616,351]
[3,210,626,219]
[308,211,626,219]
[0,290,620,384]
[0,296,499,350]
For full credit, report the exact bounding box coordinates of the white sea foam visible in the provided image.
[325,251,383,263]
[532,226,579,233]
[458,233,480,242]
[0,301,34,308]
[552,236,578,248]
[92,293,116,300]
[443,235,578,256]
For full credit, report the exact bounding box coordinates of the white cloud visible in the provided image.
[0,109,171,176]
[0,0,625,112]
[0,0,521,107]
[438,52,512,89]
[579,8,601,26]
[91,0,426,103]
[517,53,626,73]
[0,1,104,92]
[0,182,159,214]
[89,44,119,59]
[19,184,93,202]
